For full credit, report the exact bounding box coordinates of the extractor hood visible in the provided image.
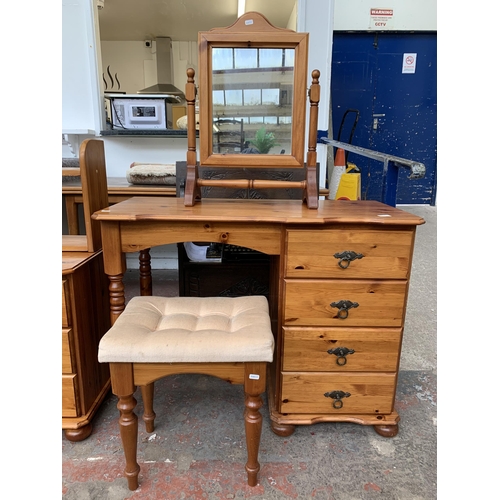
[138,37,185,101]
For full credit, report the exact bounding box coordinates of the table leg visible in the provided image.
[139,249,152,296]
[64,195,80,234]
[101,221,126,325]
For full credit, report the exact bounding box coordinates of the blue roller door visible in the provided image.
[331,32,437,205]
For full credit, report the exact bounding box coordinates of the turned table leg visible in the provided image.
[108,273,125,325]
[139,249,152,296]
[138,249,155,432]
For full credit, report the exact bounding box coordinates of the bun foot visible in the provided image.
[270,420,295,437]
[64,424,92,441]
[374,423,399,437]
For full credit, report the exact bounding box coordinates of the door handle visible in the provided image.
[372,114,385,130]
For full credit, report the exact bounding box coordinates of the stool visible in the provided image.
[98,295,274,490]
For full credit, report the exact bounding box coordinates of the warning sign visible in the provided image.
[402,53,417,74]
[370,8,394,29]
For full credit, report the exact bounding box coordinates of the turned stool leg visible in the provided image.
[141,383,156,432]
[110,363,140,491]
[117,394,140,490]
[243,362,266,486]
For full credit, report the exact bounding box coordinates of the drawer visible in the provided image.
[62,279,71,327]
[280,372,396,414]
[283,327,401,372]
[62,328,74,373]
[62,374,78,417]
[284,279,407,327]
[285,228,414,279]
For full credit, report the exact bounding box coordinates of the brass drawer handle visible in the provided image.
[327,346,355,365]
[324,390,351,409]
[330,300,359,319]
[333,250,364,269]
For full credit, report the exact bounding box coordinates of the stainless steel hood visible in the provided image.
[138,37,185,101]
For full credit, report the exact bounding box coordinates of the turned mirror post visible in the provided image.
[184,11,320,208]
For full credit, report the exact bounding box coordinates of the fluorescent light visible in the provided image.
[238,0,245,17]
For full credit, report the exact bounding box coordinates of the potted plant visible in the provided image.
[249,127,280,154]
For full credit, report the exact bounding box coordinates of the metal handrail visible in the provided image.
[320,138,426,206]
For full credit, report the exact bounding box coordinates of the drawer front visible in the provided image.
[62,328,74,373]
[283,327,401,372]
[280,372,396,414]
[62,279,71,327]
[62,375,78,417]
[285,228,414,279]
[284,279,407,327]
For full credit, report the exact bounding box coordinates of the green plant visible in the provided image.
[249,127,280,154]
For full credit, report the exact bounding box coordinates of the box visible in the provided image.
[106,94,179,130]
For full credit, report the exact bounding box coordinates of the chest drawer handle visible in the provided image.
[327,347,355,365]
[334,250,364,269]
[330,300,359,319]
[324,390,351,409]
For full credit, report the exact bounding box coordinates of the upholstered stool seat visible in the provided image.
[98,295,274,490]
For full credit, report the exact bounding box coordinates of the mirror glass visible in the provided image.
[211,47,294,156]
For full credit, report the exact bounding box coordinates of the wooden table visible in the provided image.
[93,197,424,437]
[62,177,176,234]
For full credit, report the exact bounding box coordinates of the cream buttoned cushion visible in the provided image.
[98,296,274,364]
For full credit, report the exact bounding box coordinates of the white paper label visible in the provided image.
[249,374,260,380]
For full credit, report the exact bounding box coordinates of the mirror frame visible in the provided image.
[198,12,309,169]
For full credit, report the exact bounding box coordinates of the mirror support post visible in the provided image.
[184,68,201,206]
[304,69,320,209]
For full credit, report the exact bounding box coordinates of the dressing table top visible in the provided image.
[93,197,425,226]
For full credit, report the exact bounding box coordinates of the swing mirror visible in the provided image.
[198,12,309,169]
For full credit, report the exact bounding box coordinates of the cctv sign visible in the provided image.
[370,8,394,29]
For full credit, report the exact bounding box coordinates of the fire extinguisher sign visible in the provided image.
[402,53,417,74]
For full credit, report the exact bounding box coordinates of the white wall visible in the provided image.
[101,41,155,93]
[297,0,335,190]
[101,137,189,177]
[62,0,103,133]
[333,0,437,31]
[100,40,199,95]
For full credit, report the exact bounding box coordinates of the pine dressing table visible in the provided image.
[93,197,424,436]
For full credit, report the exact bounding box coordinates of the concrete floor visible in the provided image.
[62,205,436,500]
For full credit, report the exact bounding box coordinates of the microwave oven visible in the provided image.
[106,94,181,130]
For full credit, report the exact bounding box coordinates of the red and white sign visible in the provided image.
[370,8,394,29]
[402,53,417,74]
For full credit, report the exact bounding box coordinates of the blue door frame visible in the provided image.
[331,32,437,205]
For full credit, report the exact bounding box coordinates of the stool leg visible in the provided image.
[141,383,156,432]
[243,362,267,487]
[110,363,140,491]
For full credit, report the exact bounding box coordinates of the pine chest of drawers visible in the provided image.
[62,251,111,441]
[270,223,419,437]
